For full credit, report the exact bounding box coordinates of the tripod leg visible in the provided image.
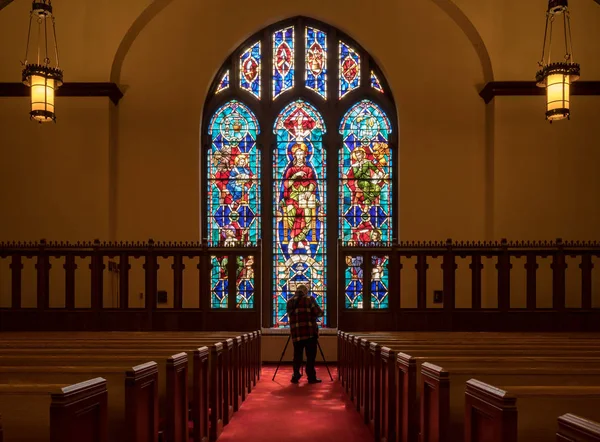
[272,335,291,381]
[317,339,334,381]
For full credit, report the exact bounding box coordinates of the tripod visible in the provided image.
[272,334,334,381]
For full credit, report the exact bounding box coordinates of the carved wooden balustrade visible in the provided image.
[1,238,599,331]
[0,239,261,331]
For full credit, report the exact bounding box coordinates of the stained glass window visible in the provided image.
[305,27,327,99]
[339,41,360,99]
[211,255,229,308]
[236,255,255,308]
[216,70,230,94]
[273,27,294,99]
[344,255,364,308]
[371,255,389,309]
[205,18,397,324]
[240,42,261,99]
[273,100,327,327]
[370,71,383,93]
[339,100,392,247]
[207,100,261,248]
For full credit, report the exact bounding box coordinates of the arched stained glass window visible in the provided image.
[202,17,397,325]
[273,100,327,326]
[339,100,392,245]
[207,100,261,247]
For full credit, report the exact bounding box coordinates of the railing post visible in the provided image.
[36,239,50,309]
[416,253,428,309]
[470,253,482,310]
[144,239,158,311]
[442,238,455,311]
[119,252,130,309]
[64,254,76,309]
[580,254,593,309]
[172,253,184,309]
[525,252,538,310]
[552,238,566,311]
[496,238,511,311]
[90,239,104,310]
[10,255,22,309]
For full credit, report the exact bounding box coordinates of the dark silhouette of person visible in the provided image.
[286,284,323,383]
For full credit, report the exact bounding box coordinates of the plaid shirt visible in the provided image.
[286,294,323,342]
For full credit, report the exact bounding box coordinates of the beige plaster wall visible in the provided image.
[0,0,599,310]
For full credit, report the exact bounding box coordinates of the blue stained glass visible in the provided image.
[216,70,230,94]
[305,27,327,99]
[371,255,389,309]
[273,27,295,99]
[339,41,360,99]
[211,255,229,308]
[272,100,327,327]
[236,255,255,308]
[240,42,261,99]
[339,100,392,250]
[208,100,261,249]
[345,255,364,308]
[371,71,383,93]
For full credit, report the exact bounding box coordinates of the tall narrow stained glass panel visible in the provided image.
[211,255,229,308]
[273,100,327,327]
[339,41,360,99]
[273,27,294,99]
[216,70,230,94]
[240,42,261,99]
[305,27,327,99]
[236,255,255,308]
[371,255,389,309]
[339,100,392,251]
[370,71,383,93]
[344,255,364,308]
[207,100,261,248]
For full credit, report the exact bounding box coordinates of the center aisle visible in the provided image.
[217,365,373,442]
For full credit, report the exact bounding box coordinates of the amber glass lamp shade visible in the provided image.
[536,63,580,121]
[22,64,63,123]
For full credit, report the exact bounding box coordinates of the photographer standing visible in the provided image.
[286,284,323,384]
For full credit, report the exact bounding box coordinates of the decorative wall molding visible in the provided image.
[0,82,124,104]
[479,81,600,104]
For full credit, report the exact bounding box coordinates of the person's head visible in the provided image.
[235,154,248,167]
[352,147,366,161]
[291,143,308,164]
[295,284,309,297]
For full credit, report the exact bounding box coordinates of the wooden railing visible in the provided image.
[338,238,600,331]
[1,238,600,331]
[0,239,261,331]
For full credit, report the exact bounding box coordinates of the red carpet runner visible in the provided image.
[217,365,373,442]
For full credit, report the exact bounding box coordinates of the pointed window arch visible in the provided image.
[202,17,398,327]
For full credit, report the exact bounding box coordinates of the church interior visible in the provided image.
[1,0,600,440]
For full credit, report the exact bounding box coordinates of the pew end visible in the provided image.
[464,379,517,442]
[557,414,600,442]
[49,378,108,442]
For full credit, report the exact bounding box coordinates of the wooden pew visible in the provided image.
[557,414,600,442]
[419,363,450,442]
[192,348,209,442]
[339,332,600,442]
[464,379,517,442]
[0,413,4,442]
[50,378,108,442]
[125,362,160,442]
[166,353,188,442]
[0,331,260,442]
